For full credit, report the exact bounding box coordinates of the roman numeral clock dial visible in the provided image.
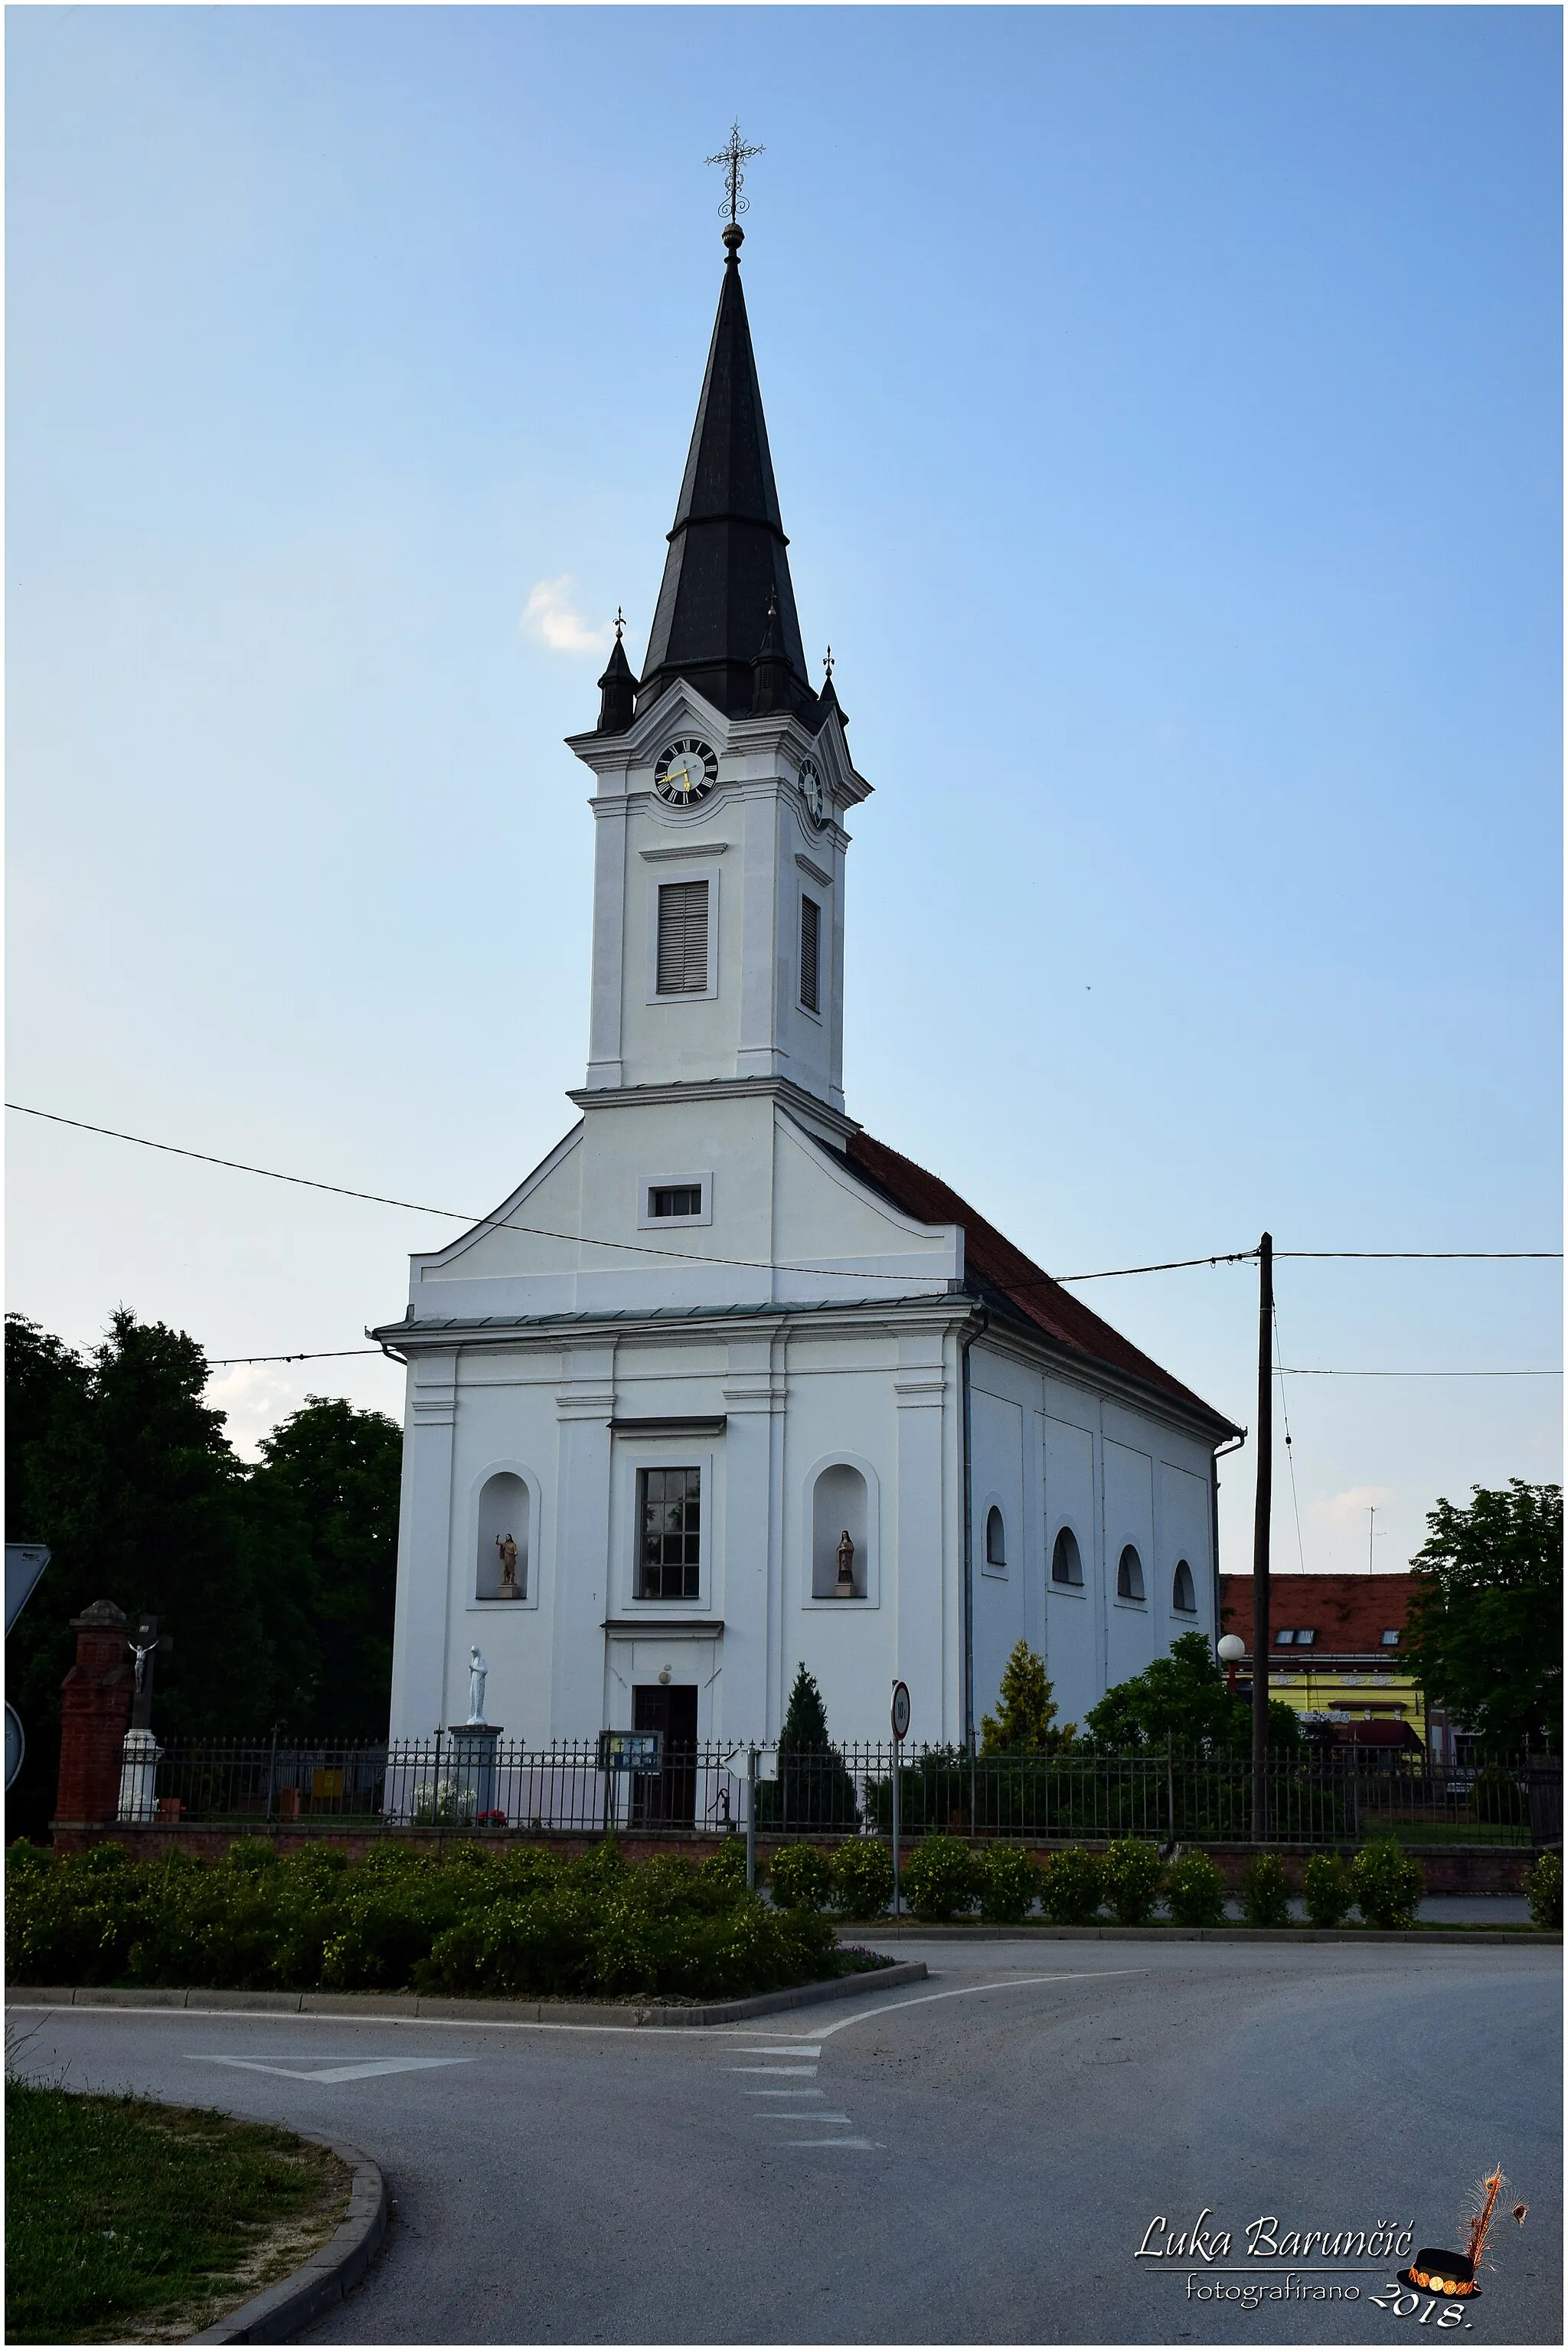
[653,737,719,806]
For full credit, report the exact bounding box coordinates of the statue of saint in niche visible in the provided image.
[835,1530,856,1593]
[495,1532,521,1597]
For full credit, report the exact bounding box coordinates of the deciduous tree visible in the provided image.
[1406,1481,1562,1754]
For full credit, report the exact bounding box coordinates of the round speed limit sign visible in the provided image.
[890,1681,911,1741]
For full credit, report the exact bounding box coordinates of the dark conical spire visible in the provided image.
[637,230,818,725]
[595,610,636,734]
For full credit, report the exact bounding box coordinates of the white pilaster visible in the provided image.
[550,1344,616,1736]
[389,1352,458,1736]
[720,1332,786,1737]
[586,792,629,1089]
[893,1329,950,1740]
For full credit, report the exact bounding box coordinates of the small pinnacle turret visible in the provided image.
[595,610,636,734]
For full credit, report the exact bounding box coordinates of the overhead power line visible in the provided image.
[8,1103,1560,1297]
[1276,1250,1560,1261]
[0,1102,1256,1291]
[1277,1366,1561,1378]
[207,1348,386,1368]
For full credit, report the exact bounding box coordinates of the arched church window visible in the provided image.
[477,1472,530,1601]
[812,1463,869,1599]
[1116,1544,1145,1603]
[985,1506,1007,1569]
[1172,1559,1197,1613]
[1050,1526,1083,1586]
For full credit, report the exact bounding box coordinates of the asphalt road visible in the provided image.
[8,1939,1559,2346]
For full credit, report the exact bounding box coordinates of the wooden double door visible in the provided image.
[631,1684,698,1827]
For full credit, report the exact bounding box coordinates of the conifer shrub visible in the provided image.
[1349,1837,1424,1930]
[1240,1853,1292,1928]
[766,1842,835,1912]
[1101,1838,1163,1926]
[901,1833,978,1921]
[978,1643,1076,1754]
[830,1837,894,1918]
[975,1843,1041,1924]
[1522,1849,1562,1931]
[1039,1845,1104,1924]
[1302,1852,1353,1930]
[1163,1850,1226,1927]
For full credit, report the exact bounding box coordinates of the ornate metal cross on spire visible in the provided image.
[707,121,763,227]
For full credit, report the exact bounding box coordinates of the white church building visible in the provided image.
[377,213,1240,1763]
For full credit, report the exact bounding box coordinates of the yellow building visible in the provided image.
[1219,1572,1443,1754]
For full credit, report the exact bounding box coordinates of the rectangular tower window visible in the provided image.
[799,894,821,1013]
[649,1185,702,1218]
[638,1466,701,1600]
[655,880,710,995]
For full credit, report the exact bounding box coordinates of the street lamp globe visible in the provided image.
[1217,1634,1246,1695]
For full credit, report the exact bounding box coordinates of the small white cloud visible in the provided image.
[520,576,612,655]
[205,1363,299,1463]
[1308,1483,1394,1531]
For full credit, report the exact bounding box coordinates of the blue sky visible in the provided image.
[7,4,1561,1585]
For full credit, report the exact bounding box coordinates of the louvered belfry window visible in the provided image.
[799,894,821,1013]
[655,880,710,995]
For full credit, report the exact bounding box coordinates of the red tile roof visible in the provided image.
[1220,1572,1419,1657]
[844,1130,1237,1432]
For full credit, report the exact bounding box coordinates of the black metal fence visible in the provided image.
[109,1737,1558,1847]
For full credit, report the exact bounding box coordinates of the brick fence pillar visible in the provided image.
[54,1600,133,1827]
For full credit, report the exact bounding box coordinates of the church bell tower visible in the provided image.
[566,178,870,1123]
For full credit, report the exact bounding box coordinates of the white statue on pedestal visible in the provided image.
[467,1646,488,1725]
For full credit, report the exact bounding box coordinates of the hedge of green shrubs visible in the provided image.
[5,1837,844,2002]
[768,1833,1466,1929]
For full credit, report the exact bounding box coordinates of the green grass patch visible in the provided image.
[5,2080,347,2344]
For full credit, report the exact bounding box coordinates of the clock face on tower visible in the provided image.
[653,738,720,806]
[798,757,828,828]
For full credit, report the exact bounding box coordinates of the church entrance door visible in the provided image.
[631,1683,698,1828]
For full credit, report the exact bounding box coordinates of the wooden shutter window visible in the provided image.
[656,880,710,995]
[799,894,821,1013]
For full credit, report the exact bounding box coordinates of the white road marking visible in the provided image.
[11,1966,1145,2048]
[761,1970,1145,2041]
[743,2088,825,2097]
[188,2054,475,2084]
[724,2064,817,2076]
[734,2044,822,2057]
[760,2110,852,2123]
[780,2136,882,2149]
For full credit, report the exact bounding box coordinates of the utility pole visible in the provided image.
[1368,1503,1378,1574]
[1252,1234,1273,1843]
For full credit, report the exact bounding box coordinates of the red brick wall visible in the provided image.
[43,1822,1532,1894]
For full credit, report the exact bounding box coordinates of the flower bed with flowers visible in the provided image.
[5,1835,863,2002]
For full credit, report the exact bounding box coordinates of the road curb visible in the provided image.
[187,2131,387,2345]
[838,1925,1560,1946]
[5,1959,929,2029]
